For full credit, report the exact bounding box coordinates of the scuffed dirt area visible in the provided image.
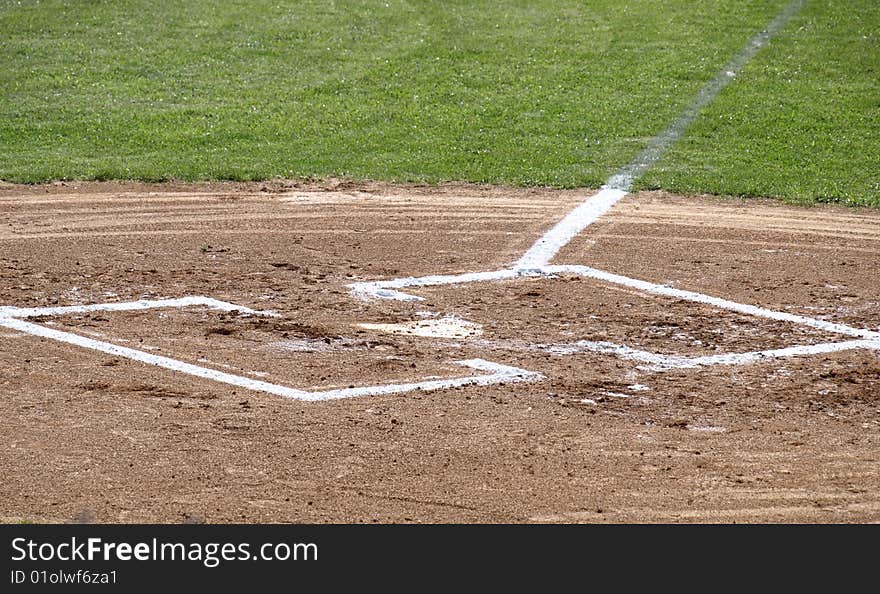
[0,181,878,524]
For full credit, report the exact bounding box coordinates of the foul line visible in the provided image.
[603,0,806,193]
[516,0,805,269]
[515,187,628,270]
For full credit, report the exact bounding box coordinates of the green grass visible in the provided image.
[640,0,880,207]
[0,0,787,186]
[1,1,876,207]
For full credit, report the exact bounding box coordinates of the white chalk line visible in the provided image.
[0,315,309,399]
[603,0,806,194]
[307,359,541,401]
[514,0,806,270]
[0,296,280,319]
[545,265,880,341]
[0,298,541,401]
[348,260,880,366]
[514,187,628,270]
[470,337,880,371]
[351,264,880,340]
[681,340,880,369]
[350,268,545,301]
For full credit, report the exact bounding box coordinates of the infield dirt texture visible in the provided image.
[1,0,878,523]
[1,180,878,523]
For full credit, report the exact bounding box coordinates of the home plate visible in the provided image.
[356,316,482,339]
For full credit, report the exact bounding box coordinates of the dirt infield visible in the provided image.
[1,180,879,523]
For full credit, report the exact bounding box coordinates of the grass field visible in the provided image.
[640,0,880,206]
[0,0,877,206]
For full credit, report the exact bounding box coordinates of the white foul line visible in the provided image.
[349,0,811,301]
[514,0,806,270]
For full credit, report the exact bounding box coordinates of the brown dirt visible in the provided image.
[1,181,878,524]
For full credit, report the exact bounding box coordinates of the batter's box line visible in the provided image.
[0,297,542,401]
[468,338,880,371]
[348,265,880,367]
